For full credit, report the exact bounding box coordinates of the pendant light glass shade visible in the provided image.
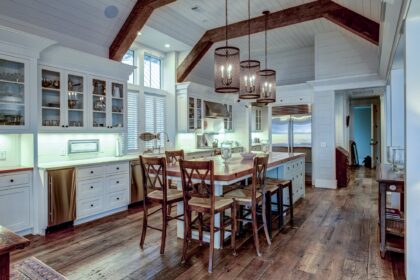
[257,11,276,104]
[214,0,240,93]
[239,0,260,99]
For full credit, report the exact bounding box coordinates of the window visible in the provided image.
[127,90,139,151]
[144,54,161,89]
[144,94,166,149]
[122,49,135,84]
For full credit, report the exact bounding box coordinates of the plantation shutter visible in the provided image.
[127,90,139,151]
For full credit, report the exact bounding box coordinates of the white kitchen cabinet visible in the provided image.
[0,55,30,131]
[76,161,129,223]
[177,93,202,132]
[252,107,263,132]
[223,104,233,131]
[277,95,312,105]
[39,65,127,132]
[0,171,32,233]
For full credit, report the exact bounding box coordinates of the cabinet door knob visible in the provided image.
[62,125,65,128]
[116,167,119,170]
[10,179,14,183]
[116,197,120,200]
[90,204,94,207]
[90,171,94,174]
[116,181,119,184]
[90,186,94,189]
[66,125,69,128]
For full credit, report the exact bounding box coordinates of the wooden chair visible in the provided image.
[266,178,294,228]
[224,155,271,256]
[165,150,185,165]
[139,156,184,254]
[179,159,236,273]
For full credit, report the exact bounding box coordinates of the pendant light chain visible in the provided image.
[264,11,268,69]
[248,0,251,62]
[225,0,228,47]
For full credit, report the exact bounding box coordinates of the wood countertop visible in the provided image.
[0,166,33,174]
[166,152,304,181]
[0,225,29,255]
[376,164,404,184]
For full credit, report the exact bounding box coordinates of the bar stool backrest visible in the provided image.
[251,155,269,204]
[165,150,184,165]
[140,156,168,202]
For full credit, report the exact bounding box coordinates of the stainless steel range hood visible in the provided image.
[204,101,230,118]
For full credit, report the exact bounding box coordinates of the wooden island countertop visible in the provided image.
[166,152,305,181]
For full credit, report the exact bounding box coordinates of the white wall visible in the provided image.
[312,90,336,188]
[335,92,350,150]
[315,31,379,80]
[389,68,405,148]
[404,7,420,277]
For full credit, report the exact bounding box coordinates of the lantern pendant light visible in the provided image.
[257,11,276,104]
[214,0,240,93]
[239,0,260,99]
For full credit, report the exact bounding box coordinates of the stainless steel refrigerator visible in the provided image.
[271,105,312,184]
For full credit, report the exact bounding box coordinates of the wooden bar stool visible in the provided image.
[139,156,184,254]
[179,159,236,273]
[224,155,271,256]
[165,150,185,215]
[266,178,294,228]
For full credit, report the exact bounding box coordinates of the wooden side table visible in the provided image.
[0,226,30,280]
[376,164,405,258]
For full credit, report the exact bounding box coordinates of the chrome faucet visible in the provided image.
[157,131,170,153]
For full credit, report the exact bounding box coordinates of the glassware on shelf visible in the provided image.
[221,142,232,164]
[392,148,405,172]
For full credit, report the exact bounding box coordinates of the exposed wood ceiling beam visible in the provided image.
[109,0,175,61]
[177,0,379,83]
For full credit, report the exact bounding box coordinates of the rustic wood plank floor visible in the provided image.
[11,167,405,279]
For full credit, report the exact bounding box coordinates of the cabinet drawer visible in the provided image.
[77,166,104,180]
[77,179,103,200]
[77,197,103,218]
[106,175,129,192]
[106,162,129,175]
[0,172,31,188]
[106,190,129,210]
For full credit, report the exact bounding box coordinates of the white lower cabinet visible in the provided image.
[76,162,129,222]
[0,171,32,233]
[283,157,305,204]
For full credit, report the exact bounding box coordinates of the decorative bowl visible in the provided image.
[240,152,256,160]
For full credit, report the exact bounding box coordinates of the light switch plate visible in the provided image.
[0,151,6,160]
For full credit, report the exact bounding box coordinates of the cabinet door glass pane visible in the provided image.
[68,74,84,127]
[112,82,124,128]
[0,58,25,126]
[41,69,61,127]
[196,98,202,129]
[188,97,194,130]
[92,79,106,128]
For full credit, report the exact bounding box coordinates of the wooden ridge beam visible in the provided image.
[177,0,380,83]
[109,0,175,61]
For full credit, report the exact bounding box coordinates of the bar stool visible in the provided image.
[165,150,185,215]
[139,156,184,254]
[179,159,236,273]
[224,155,271,256]
[266,178,294,228]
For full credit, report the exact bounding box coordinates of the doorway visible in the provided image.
[350,97,381,168]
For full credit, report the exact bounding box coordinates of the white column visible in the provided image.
[405,11,420,278]
[312,90,336,188]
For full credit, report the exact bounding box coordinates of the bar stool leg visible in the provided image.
[140,198,148,249]
[265,192,273,239]
[198,213,203,246]
[181,208,190,263]
[288,182,294,226]
[231,203,237,256]
[261,193,271,245]
[220,211,225,249]
[208,210,215,273]
[251,203,261,256]
[277,188,283,229]
[160,202,168,254]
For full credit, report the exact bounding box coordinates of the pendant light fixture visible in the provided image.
[257,11,276,104]
[239,0,260,99]
[214,0,240,93]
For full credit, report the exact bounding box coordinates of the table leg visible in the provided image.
[380,183,386,258]
[0,252,10,280]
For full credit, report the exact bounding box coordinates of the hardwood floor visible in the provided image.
[11,167,405,279]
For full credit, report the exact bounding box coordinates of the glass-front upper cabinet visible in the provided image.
[111,82,124,128]
[0,58,26,128]
[41,68,61,127]
[188,97,194,131]
[92,78,107,128]
[67,74,85,128]
[196,98,202,130]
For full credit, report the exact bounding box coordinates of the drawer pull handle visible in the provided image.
[90,171,94,174]
[116,197,120,200]
[90,186,94,189]
[116,181,119,184]
[10,179,14,183]
[116,167,119,170]
[90,204,94,207]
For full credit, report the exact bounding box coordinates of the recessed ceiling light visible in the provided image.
[164,44,171,48]
[104,5,119,18]
[137,31,142,36]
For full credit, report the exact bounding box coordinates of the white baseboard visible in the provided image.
[314,179,337,189]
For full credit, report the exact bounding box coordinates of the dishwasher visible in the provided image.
[47,168,76,231]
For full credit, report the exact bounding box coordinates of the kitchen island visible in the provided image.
[165,152,305,249]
